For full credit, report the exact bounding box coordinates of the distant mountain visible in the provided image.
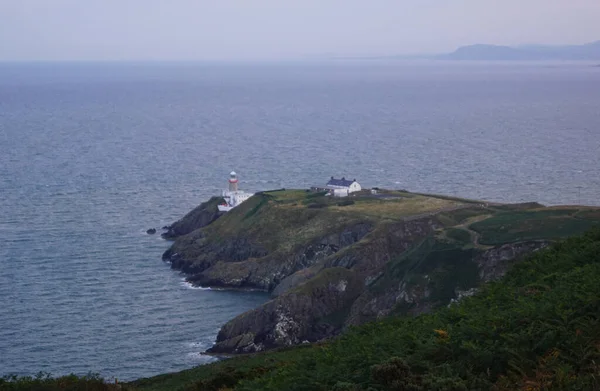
[442,41,600,61]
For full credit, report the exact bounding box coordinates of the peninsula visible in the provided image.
[160,185,600,356]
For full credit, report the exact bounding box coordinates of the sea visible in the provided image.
[1,60,599,381]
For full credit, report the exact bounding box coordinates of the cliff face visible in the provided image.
[208,217,442,353]
[209,268,364,353]
[164,220,373,291]
[162,190,599,354]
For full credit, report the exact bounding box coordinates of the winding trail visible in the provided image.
[454,213,494,249]
[401,202,487,222]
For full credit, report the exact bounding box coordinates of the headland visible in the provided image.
[160,180,600,356]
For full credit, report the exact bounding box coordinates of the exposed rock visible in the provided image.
[161,197,224,239]
[474,240,550,282]
[345,240,552,328]
[163,234,268,277]
[170,222,373,291]
[146,228,156,235]
[448,287,478,306]
[208,268,363,354]
[206,218,442,353]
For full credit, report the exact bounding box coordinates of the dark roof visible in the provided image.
[326,177,356,187]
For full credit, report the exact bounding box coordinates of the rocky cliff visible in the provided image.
[162,189,600,354]
[161,197,224,239]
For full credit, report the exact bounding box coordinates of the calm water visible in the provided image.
[1,61,599,380]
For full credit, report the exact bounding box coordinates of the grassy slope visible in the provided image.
[199,189,464,256]
[190,190,599,260]
[470,207,600,245]
[127,229,600,391]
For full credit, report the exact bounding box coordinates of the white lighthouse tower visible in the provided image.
[218,170,253,212]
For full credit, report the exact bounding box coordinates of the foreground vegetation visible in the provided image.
[9,228,597,390]
[0,373,118,390]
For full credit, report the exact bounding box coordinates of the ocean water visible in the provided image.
[1,61,599,381]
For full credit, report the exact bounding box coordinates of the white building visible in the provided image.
[331,188,349,197]
[311,177,362,197]
[326,177,362,194]
[218,171,254,212]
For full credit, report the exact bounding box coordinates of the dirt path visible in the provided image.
[401,203,486,222]
[455,214,493,249]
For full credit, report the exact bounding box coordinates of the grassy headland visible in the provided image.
[162,189,600,356]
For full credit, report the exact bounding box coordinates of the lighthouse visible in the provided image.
[228,171,239,192]
[218,170,253,212]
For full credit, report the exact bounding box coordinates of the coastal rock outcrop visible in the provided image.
[208,268,363,353]
[185,222,373,291]
[161,197,224,239]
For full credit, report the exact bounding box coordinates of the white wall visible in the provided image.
[333,189,349,197]
[349,182,361,193]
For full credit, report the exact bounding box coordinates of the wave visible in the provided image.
[180,279,212,290]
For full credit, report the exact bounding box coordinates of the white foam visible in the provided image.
[180,279,212,290]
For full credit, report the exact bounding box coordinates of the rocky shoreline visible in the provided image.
[159,189,586,355]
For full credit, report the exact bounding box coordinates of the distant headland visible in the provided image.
[440,40,600,61]
[333,40,600,62]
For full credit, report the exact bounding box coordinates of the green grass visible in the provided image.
[489,202,545,212]
[369,235,478,305]
[444,227,472,244]
[437,207,489,226]
[576,209,600,220]
[470,208,600,245]
[199,189,471,256]
[128,346,317,391]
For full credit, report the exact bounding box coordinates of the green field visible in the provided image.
[470,208,600,245]
[444,227,473,244]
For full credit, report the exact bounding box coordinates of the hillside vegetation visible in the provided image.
[128,228,600,390]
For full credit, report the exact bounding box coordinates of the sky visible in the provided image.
[1,0,599,61]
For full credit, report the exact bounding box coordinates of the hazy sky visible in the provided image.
[1,0,599,61]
